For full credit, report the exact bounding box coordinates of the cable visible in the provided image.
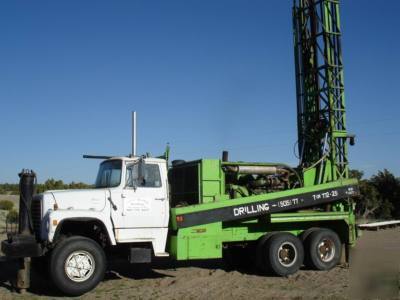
[293,140,300,159]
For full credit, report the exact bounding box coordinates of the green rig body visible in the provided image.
[167,159,358,260]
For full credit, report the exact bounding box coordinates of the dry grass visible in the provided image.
[0,195,19,209]
[0,195,18,254]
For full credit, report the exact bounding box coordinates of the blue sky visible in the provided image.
[0,1,399,183]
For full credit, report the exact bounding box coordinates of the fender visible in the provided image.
[47,209,117,245]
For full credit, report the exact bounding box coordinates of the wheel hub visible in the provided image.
[278,242,297,267]
[65,250,96,282]
[318,239,335,262]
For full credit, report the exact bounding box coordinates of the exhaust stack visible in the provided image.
[132,111,137,157]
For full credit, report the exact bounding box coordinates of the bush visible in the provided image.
[0,200,14,211]
[6,210,18,223]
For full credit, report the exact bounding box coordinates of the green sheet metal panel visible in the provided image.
[200,159,224,203]
[168,211,355,260]
[171,223,223,260]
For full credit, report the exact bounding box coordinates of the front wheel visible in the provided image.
[49,236,106,296]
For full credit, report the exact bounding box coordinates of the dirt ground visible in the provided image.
[0,227,399,300]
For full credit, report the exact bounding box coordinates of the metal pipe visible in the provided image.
[16,170,36,293]
[222,151,229,162]
[83,155,113,160]
[17,257,31,293]
[318,132,329,184]
[225,165,278,175]
[18,169,36,235]
[132,111,137,157]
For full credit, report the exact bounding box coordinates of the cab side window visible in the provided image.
[126,164,162,188]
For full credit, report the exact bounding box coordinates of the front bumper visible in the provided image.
[1,234,43,258]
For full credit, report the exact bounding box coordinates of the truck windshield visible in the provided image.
[95,160,122,188]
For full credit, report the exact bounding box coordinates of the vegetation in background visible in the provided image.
[36,179,92,193]
[351,169,400,220]
[0,179,92,195]
[0,200,14,211]
[0,183,20,195]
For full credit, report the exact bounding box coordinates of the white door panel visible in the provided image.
[122,185,167,228]
[114,161,169,229]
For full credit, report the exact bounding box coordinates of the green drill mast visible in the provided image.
[293,0,351,185]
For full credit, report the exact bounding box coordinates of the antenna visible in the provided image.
[132,111,137,157]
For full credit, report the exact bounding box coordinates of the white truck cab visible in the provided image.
[36,156,170,256]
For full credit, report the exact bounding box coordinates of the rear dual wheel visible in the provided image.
[257,232,304,276]
[303,229,341,270]
[257,229,341,276]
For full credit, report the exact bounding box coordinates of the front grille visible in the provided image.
[31,199,42,238]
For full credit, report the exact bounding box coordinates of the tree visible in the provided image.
[350,169,383,219]
[358,181,382,219]
[36,179,91,193]
[349,169,363,181]
[370,169,400,219]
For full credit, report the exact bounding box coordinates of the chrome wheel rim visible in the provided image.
[278,242,297,267]
[318,239,335,262]
[65,250,96,282]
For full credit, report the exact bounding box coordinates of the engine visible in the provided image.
[223,164,299,199]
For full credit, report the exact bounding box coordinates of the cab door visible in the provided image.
[122,162,168,228]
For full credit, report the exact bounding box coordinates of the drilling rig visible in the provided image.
[293,0,354,186]
[2,0,359,296]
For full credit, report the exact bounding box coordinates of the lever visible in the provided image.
[108,196,118,210]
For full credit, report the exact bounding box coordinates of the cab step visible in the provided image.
[155,252,170,257]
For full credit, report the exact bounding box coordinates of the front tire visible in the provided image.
[50,236,106,296]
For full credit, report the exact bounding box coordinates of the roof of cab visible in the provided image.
[106,156,166,163]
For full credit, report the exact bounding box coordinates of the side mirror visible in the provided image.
[125,159,145,190]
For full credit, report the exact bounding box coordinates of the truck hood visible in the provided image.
[42,189,107,212]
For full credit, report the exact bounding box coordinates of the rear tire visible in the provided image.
[304,229,341,270]
[256,232,277,273]
[49,236,106,296]
[263,233,304,276]
[300,227,320,243]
